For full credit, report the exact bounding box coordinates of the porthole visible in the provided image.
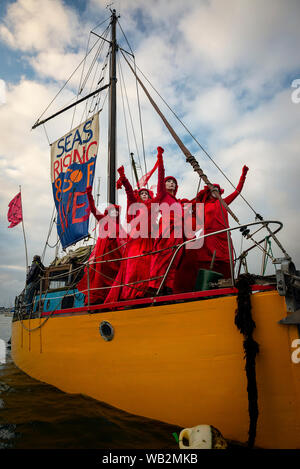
[99,321,114,342]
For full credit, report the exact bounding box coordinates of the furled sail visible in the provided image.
[50,112,100,249]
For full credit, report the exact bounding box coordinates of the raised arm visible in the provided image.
[116,166,137,205]
[223,165,249,206]
[86,186,103,221]
[156,146,166,201]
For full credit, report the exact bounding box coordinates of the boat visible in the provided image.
[11,9,300,449]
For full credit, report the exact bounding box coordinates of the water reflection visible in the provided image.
[0,350,179,449]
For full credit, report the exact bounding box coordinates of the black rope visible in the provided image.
[234,273,259,448]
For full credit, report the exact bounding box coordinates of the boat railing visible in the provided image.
[17,244,168,316]
[154,219,284,297]
[17,219,284,317]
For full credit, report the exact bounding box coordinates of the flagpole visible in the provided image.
[19,185,29,273]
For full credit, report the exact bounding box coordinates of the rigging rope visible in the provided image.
[36,15,289,272]
[262,236,273,275]
[116,18,134,56]
[117,18,148,177]
[86,51,109,116]
[70,30,92,129]
[117,55,135,186]
[134,57,148,179]
[58,34,110,221]
[117,58,131,152]
[123,54,260,218]
[91,16,111,33]
[122,54,292,262]
[121,51,292,260]
[33,36,105,127]
[117,53,143,173]
[42,123,51,146]
[41,205,57,262]
[81,27,110,93]
[74,26,110,128]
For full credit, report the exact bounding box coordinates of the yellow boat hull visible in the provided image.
[11,290,300,448]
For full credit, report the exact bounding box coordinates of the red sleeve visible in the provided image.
[87,190,103,221]
[223,167,248,206]
[122,177,137,205]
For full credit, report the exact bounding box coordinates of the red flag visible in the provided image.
[116,160,159,191]
[136,160,159,189]
[7,192,23,228]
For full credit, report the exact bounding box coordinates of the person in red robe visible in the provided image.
[147,153,185,296]
[174,165,249,291]
[105,147,165,303]
[196,165,249,278]
[77,186,126,304]
[172,197,203,293]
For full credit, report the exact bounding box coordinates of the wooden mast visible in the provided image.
[107,9,118,204]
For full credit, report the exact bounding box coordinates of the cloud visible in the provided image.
[0,0,82,52]
[30,50,85,84]
[179,0,300,78]
[0,79,6,104]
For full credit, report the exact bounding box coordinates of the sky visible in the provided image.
[0,0,300,306]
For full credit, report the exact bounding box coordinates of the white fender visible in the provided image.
[179,425,212,449]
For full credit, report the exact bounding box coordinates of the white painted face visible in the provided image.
[139,190,150,201]
[108,208,118,217]
[165,179,176,193]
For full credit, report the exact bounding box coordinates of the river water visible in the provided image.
[0,315,179,450]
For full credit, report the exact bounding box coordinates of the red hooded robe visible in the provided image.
[174,166,249,291]
[105,148,165,303]
[148,162,184,293]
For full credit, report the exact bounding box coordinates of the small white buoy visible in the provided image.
[0,339,6,365]
[179,425,228,449]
